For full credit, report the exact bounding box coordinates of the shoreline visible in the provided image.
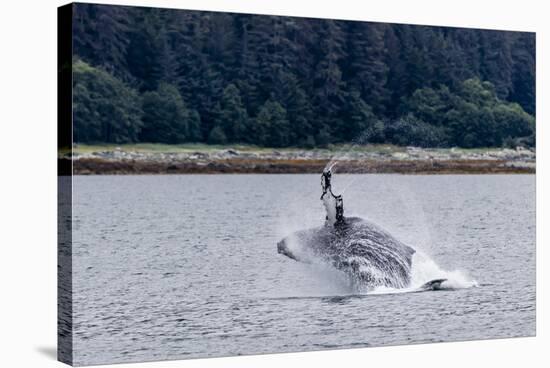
[70,158,534,175]
[66,145,535,175]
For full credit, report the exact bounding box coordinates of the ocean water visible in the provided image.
[70,174,535,366]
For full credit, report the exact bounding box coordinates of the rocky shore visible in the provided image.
[66,145,536,175]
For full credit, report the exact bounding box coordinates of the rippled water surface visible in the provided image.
[72,174,535,365]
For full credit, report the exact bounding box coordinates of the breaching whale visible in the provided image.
[277,168,446,291]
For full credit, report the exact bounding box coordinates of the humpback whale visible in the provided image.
[277,168,445,291]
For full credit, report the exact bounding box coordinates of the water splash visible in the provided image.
[322,133,371,195]
[279,136,477,296]
[369,251,478,295]
[409,251,478,289]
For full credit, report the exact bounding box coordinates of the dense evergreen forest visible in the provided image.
[71,3,536,148]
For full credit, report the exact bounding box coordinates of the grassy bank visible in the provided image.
[72,143,412,155]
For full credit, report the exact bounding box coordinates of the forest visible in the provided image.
[71,3,536,148]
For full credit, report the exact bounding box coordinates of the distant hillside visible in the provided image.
[71,3,536,148]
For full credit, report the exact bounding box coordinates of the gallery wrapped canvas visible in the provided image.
[58,2,536,366]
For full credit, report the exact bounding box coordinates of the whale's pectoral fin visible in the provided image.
[277,240,300,262]
[419,278,447,291]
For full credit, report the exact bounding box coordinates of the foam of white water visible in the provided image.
[370,251,478,295]
[410,251,478,289]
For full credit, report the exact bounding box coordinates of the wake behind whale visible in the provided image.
[277,168,475,293]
